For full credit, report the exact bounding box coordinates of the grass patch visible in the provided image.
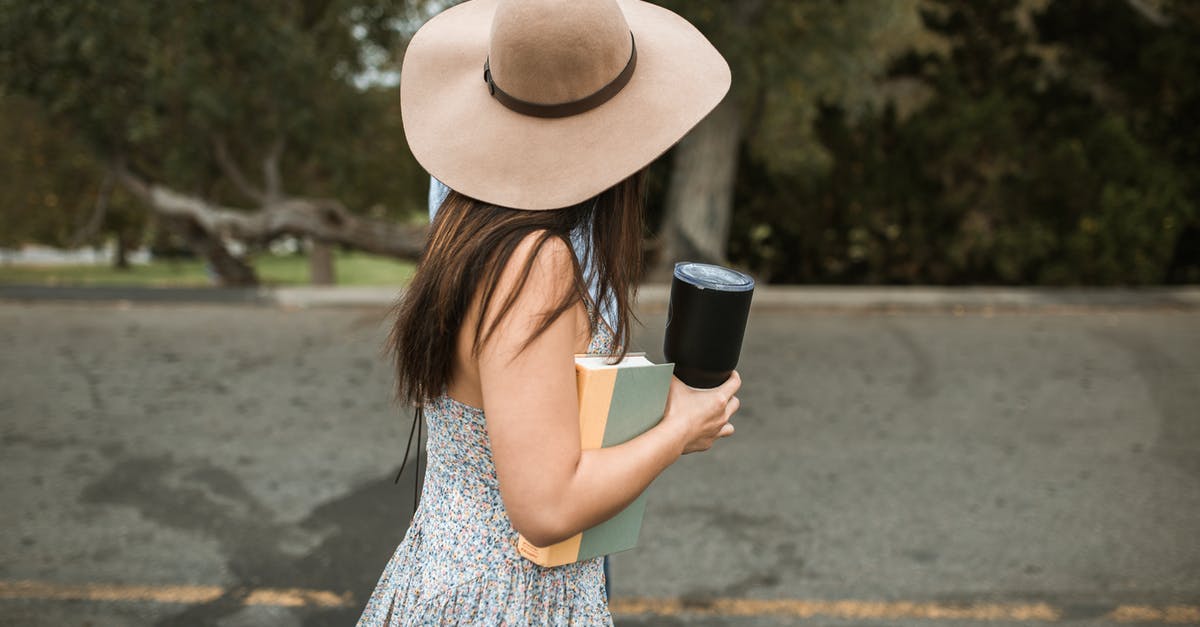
[0,251,415,287]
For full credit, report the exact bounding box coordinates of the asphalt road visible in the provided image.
[0,301,1197,626]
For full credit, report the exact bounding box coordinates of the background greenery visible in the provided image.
[726,0,1199,285]
[1,0,1196,286]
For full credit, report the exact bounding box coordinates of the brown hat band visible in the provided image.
[483,34,637,119]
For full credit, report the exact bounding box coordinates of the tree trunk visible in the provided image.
[160,214,259,286]
[650,96,742,281]
[115,168,428,260]
[309,239,335,285]
[113,233,130,269]
[114,167,428,288]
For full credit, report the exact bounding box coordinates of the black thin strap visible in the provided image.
[394,404,425,512]
[415,406,423,511]
[484,33,637,118]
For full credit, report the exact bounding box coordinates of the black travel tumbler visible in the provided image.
[663,262,755,389]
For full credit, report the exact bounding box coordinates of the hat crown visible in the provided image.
[488,0,633,105]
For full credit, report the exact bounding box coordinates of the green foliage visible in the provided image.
[729,0,1198,284]
[0,95,99,247]
[0,95,148,249]
[0,0,431,239]
[3,0,1196,285]
[658,0,923,175]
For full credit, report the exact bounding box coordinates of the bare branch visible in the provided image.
[212,136,267,204]
[115,166,259,285]
[114,167,427,259]
[114,165,152,202]
[1125,0,1171,26]
[69,169,114,247]
[262,136,285,202]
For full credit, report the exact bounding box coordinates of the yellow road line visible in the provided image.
[0,580,353,608]
[1108,605,1200,624]
[1,580,1196,623]
[612,598,1062,621]
[612,597,1200,623]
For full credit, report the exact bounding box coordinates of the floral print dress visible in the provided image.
[355,323,617,626]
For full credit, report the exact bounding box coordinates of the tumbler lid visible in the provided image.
[673,262,755,292]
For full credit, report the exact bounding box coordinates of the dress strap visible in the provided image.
[393,404,425,512]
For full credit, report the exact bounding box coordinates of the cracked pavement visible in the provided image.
[1,302,1197,626]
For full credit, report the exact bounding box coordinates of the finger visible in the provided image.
[718,422,735,437]
[717,370,742,396]
[725,395,741,418]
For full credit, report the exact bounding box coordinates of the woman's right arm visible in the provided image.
[541,371,740,545]
[477,232,741,547]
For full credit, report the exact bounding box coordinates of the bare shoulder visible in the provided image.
[514,230,574,275]
[469,229,585,355]
[496,230,578,308]
[454,231,580,404]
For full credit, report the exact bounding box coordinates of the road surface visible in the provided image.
[0,301,1196,626]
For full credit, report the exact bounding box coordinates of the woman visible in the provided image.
[427,170,620,601]
[357,0,738,624]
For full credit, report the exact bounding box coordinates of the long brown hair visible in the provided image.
[389,169,646,406]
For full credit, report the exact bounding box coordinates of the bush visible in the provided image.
[727,0,1198,285]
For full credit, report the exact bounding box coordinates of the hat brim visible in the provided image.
[400,0,731,210]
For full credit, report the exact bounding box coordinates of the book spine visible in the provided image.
[577,365,617,449]
[517,533,582,567]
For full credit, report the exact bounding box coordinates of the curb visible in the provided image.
[2,284,1198,312]
[0,285,272,305]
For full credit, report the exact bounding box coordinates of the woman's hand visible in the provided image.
[660,370,742,455]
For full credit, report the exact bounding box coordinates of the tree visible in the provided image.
[726,0,1197,285]
[0,0,435,285]
[1037,0,1200,283]
[648,0,925,278]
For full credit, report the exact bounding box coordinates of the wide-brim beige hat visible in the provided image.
[400,0,731,210]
